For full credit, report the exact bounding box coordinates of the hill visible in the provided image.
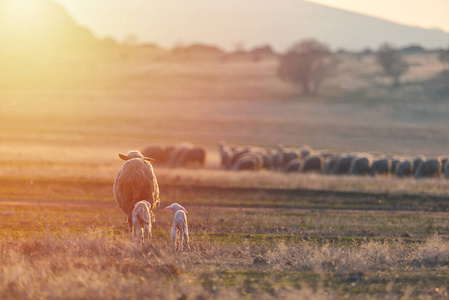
[61,0,449,52]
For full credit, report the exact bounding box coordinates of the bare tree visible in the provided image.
[438,46,449,70]
[278,39,339,96]
[376,43,409,87]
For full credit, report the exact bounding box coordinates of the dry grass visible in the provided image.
[1,230,449,299]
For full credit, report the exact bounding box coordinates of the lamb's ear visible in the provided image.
[119,154,129,161]
[144,157,155,162]
[164,206,171,211]
[182,209,188,213]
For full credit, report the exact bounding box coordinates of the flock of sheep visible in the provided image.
[112,143,448,249]
[219,142,449,179]
[113,150,190,250]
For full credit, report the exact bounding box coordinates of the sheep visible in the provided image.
[370,158,391,176]
[396,160,413,178]
[272,144,299,171]
[332,154,355,175]
[168,143,194,167]
[299,145,314,159]
[231,153,263,171]
[164,203,190,252]
[132,200,154,248]
[444,160,449,179]
[412,156,426,175]
[300,154,323,173]
[414,158,442,179]
[322,155,338,174]
[348,154,373,175]
[175,146,207,167]
[218,142,233,169]
[282,158,302,173]
[390,158,401,173]
[141,144,166,164]
[113,150,160,235]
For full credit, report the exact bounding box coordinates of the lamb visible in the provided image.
[113,150,160,235]
[132,200,154,248]
[165,203,190,252]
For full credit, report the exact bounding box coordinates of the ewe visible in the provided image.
[113,150,160,235]
[165,203,190,252]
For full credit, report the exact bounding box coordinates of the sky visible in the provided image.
[53,0,449,49]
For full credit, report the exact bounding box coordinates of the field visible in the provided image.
[1,54,449,299]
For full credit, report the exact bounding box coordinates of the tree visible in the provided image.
[438,46,449,70]
[278,39,339,96]
[375,43,409,87]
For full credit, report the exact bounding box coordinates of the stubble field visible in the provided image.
[1,55,449,299]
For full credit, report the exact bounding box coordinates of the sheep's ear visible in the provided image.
[144,157,155,162]
[119,154,129,161]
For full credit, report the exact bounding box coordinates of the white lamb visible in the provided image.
[164,203,190,252]
[132,200,154,248]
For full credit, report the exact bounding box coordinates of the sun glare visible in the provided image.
[3,0,50,35]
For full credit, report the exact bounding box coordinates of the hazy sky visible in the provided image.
[53,0,449,49]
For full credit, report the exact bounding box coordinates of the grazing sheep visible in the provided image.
[132,200,154,248]
[371,158,391,176]
[231,154,263,171]
[396,160,413,178]
[113,150,160,235]
[444,161,449,179]
[299,145,314,159]
[175,146,207,167]
[412,156,426,175]
[332,154,355,175]
[141,144,166,164]
[414,158,442,179]
[168,143,194,167]
[282,158,302,173]
[300,154,323,173]
[323,155,338,174]
[219,142,233,169]
[272,145,285,171]
[349,154,373,175]
[390,158,401,173]
[229,147,250,168]
[439,156,448,173]
[165,203,190,252]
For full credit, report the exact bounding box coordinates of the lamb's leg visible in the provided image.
[171,226,177,252]
[179,229,183,252]
[136,224,143,248]
[183,228,190,252]
[144,223,151,249]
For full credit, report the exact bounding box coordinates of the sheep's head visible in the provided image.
[119,150,154,162]
[164,203,188,216]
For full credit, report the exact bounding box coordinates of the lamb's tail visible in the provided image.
[137,209,150,225]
